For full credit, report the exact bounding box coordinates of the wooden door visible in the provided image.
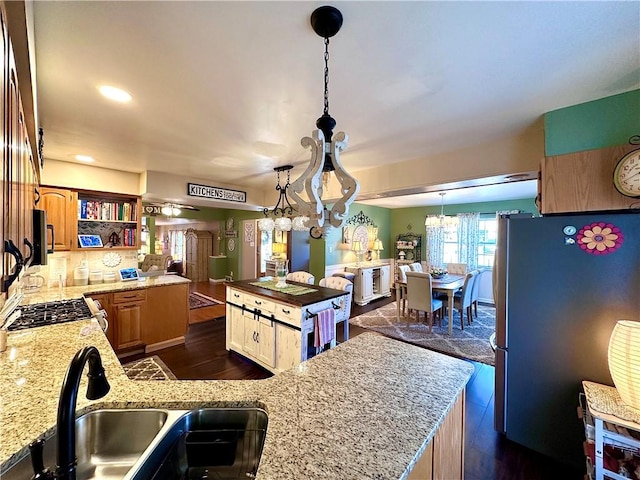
[40,187,75,251]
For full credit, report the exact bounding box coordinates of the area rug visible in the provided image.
[122,355,177,380]
[350,302,496,366]
[189,292,222,310]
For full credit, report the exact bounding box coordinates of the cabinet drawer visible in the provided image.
[113,289,147,304]
[244,293,275,314]
[227,289,244,304]
[274,303,302,328]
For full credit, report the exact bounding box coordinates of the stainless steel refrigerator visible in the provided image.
[493,212,640,468]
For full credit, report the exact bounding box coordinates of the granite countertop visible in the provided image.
[0,319,473,479]
[18,274,190,305]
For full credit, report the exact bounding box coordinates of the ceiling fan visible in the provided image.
[144,202,200,217]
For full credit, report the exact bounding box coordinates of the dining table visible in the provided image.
[395,273,466,335]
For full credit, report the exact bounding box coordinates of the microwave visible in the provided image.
[32,209,51,266]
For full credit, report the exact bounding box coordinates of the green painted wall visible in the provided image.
[544,89,640,156]
[390,198,537,262]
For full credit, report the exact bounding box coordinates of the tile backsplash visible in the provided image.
[32,250,139,287]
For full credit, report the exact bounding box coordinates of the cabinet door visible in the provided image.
[40,187,75,251]
[362,269,374,300]
[113,302,144,350]
[276,323,301,371]
[257,318,275,368]
[380,266,391,295]
[226,304,244,352]
[243,312,258,358]
[143,284,188,345]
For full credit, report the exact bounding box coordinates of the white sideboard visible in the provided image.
[345,263,392,306]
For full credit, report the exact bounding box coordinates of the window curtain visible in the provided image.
[425,226,445,269]
[169,229,187,261]
[457,213,480,270]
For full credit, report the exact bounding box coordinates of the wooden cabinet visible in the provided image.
[39,187,141,251]
[1,0,38,294]
[143,283,188,350]
[111,289,146,353]
[408,390,465,480]
[185,229,212,282]
[539,144,639,214]
[40,187,76,251]
[346,264,392,306]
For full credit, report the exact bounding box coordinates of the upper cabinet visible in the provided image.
[539,143,640,214]
[40,186,141,252]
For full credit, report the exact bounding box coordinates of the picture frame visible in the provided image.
[78,234,103,248]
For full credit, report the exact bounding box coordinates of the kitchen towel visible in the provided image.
[314,308,335,349]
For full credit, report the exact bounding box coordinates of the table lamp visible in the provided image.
[373,239,383,261]
[272,242,286,259]
[352,240,364,265]
[608,320,640,409]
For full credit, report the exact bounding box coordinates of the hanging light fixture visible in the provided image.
[258,165,310,232]
[289,5,359,234]
[425,193,458,230]
[161,204,181,217]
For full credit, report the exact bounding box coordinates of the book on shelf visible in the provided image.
[78,199,137,222]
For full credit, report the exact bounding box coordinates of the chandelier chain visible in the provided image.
[323,37,330,116]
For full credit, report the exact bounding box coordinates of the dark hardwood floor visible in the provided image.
[129,281,584,479]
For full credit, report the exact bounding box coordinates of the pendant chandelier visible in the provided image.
[288,6,359,235]
[425,192,458,230]
[258,165,310,232]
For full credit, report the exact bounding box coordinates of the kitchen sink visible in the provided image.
[131,408,269,480]
[3,409,168,480]
[3,408,268,480]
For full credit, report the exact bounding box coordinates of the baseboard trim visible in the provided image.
[146,337,185,353]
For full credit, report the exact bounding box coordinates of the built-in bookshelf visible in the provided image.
[76,191,141,249]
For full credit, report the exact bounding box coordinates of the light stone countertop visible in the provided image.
[18,274,190,305]
[0,316,473,479]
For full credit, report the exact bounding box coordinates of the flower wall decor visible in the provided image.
[576,222,624,255]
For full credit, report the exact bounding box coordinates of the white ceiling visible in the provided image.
[32,1,640,209]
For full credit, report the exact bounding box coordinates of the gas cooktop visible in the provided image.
[8,298,93,331]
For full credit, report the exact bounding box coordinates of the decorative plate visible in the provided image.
[352,225,369,250]
[102,252,122,267]
[227,238,235,252]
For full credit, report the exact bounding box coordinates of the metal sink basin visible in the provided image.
[131,408,268,480]
[3,409,168,480]
[3,408,268,480]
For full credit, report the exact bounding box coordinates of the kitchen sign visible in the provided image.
[187,183,246,203]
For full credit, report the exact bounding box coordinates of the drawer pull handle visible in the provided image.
[282,309,290,314]
[255,300,262,305]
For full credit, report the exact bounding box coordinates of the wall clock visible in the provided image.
[613,148,640,197]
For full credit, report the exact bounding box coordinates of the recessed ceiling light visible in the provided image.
[98,85,132,103]
[75,155,95,163]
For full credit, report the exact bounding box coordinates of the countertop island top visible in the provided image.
[0,316,473,479]
[227,277,348,307]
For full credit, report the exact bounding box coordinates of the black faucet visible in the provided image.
[29,346,110,480]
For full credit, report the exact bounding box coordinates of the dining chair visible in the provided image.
[409,262,423,272]
[446,263,468,275]
[397,264,412,317]
[286,271,315,285]
[451,272,475,329]
[319,276,354,341]
[405,271,443,332]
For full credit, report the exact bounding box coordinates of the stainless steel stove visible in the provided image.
[8,298,93,331]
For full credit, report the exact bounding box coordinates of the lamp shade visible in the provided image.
[351,240,363,252]
[608,320,640,409]
[272,242,286,254]
[373,239,383,251]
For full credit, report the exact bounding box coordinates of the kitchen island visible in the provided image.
[226,278,351,373]
[0,316,473,479]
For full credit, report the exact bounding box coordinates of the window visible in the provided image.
[440,216,497,268]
